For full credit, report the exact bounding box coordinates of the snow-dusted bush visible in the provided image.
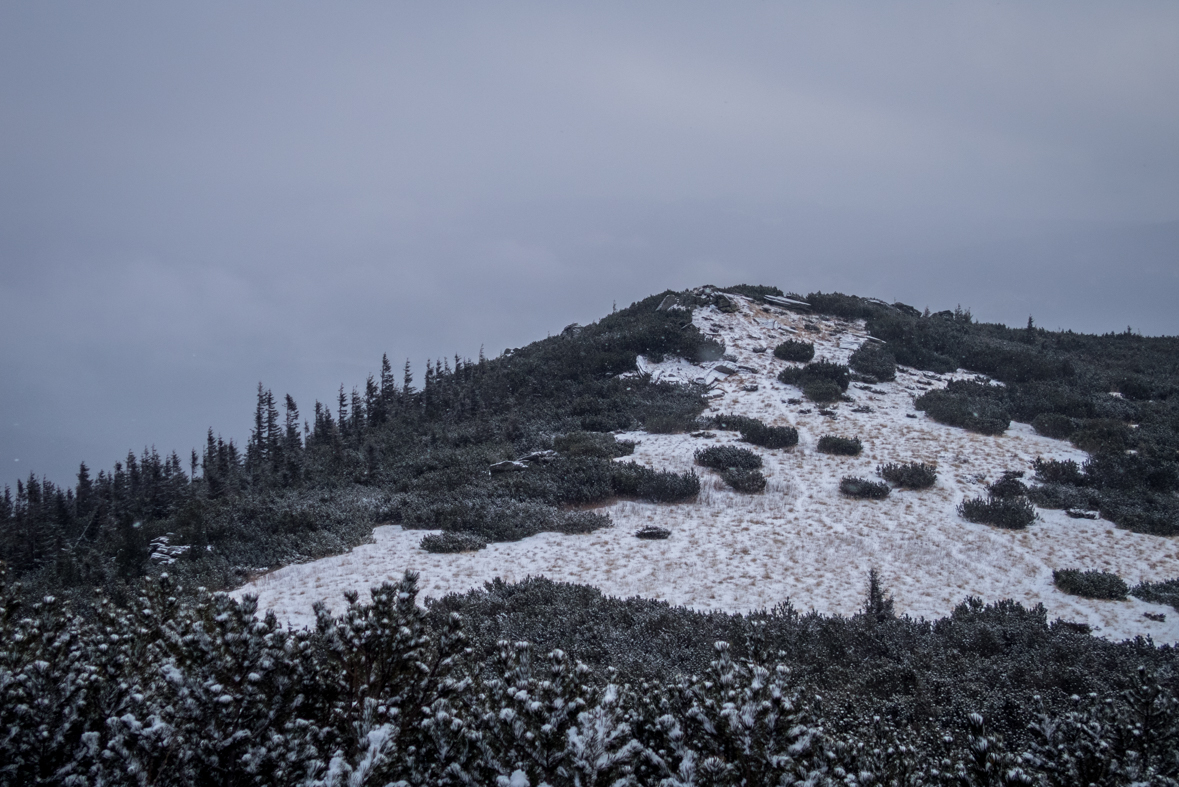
[839,476,890,499]
[611,462,699,503]
[803,379,843,403]
[1053,569,1128,600]
[1033,457,1085,486]
[710,414,798,449]
[772,339,815,362]
[694,444,762,470]
[556,510,612,534]
[915,382,1010,435]
[988,470,1029,499]
[877,462,937,489]
[421,531,488,553]
[635,526,670,539]
[959,496,1036,529]
[1131,577,1179,609]
[817,435,862,456]
[848,342,896,381]
[1031,412,1078,439]
[722,467,767,493]
[553,431,635,458]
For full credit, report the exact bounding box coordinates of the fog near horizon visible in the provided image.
[2,2,1177,486]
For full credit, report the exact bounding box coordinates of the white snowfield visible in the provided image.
[233,292,1179,642]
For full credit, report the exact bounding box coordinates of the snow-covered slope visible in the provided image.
[233,292,1179,642]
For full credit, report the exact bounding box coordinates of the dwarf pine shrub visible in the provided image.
[694,445,763,470]
[1031,413,1078,440]
[612,462,700,503]
[817,435,862,456]
[421,531,488,553]
[848,342,896,381]
[803,379,843,403]
[840,476,890,499]
[773,339,815,362]
[556,510,612,534]
[711,414,798,449]
[722,467,767,493]
[1033,457,1085,486]
[1053,569,1129,600]
[959,496,1036,529]
[988,471,1029,499]
[877,462,937,489]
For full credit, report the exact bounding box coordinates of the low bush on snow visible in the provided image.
[693,444,762,470]
[959,495,1037,529]
[1053,569,1129,601]
[721,467,767,493]
[848,342,896,382]
[988,470,1029,499]
[710,414,798,449]
[772,339,815,362]
[877,462,937,489]
[421,531,488,553]
[817,435,863,456]
[839,476,890,499]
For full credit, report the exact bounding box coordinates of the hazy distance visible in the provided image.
[2,2,1177,485]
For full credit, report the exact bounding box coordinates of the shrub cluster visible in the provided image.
[722,467,767,493]
[1053,568,1129,600]
[914,381,1011,435]
[848,342,896,381]
[1031,412,1078,440]
[988,470,1028,498]
[711,414,799,449]
[553,431,635,458]
[421,531,488,553]
[839,476,890,499]
[1130,577,1179,609]
[634,526,671,539]
[612,462,700,502]
[777,360,851,401]
[1033,457,1085,486]
[772,339,815,362]
[694,444,762,470]
[817,435,862,456]
[556,510,612,534]
[877,462,937,488]
[959,495,1037,529]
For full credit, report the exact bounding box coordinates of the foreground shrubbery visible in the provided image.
[721,467,767,493]
[1053,568,1129,600]
[778,360,851,403]
[848,341,896,381]
[772,339,815,362]
[6,569,1179,786]
[959,495,1037,529]
[710,414,798,449]
[817,435,862,456]
[877,461,937,488]
[421,531,487,553]
[915,380,1011,435]
[693,444,762,470]
[839,476,890,499]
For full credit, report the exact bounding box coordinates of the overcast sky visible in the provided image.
[2,2,1178,486]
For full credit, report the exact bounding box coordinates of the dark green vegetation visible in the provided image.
[8,569,1179,785]
[848,340,897,381]
[5,283,1179,784]
[1053,568,1130,601]
[777,359,852,404]
[878,461,938,488]
[693,444,763,471]
[720,466,767,493]
[959,495,1038,529]
[772,338,815,362]
[817,435,863,456]
[0,291,714,598]
[420,531,487,553]
[839,476,890,499]
[709,413,799,448]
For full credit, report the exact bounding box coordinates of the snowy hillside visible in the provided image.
[233,291,1179,641]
